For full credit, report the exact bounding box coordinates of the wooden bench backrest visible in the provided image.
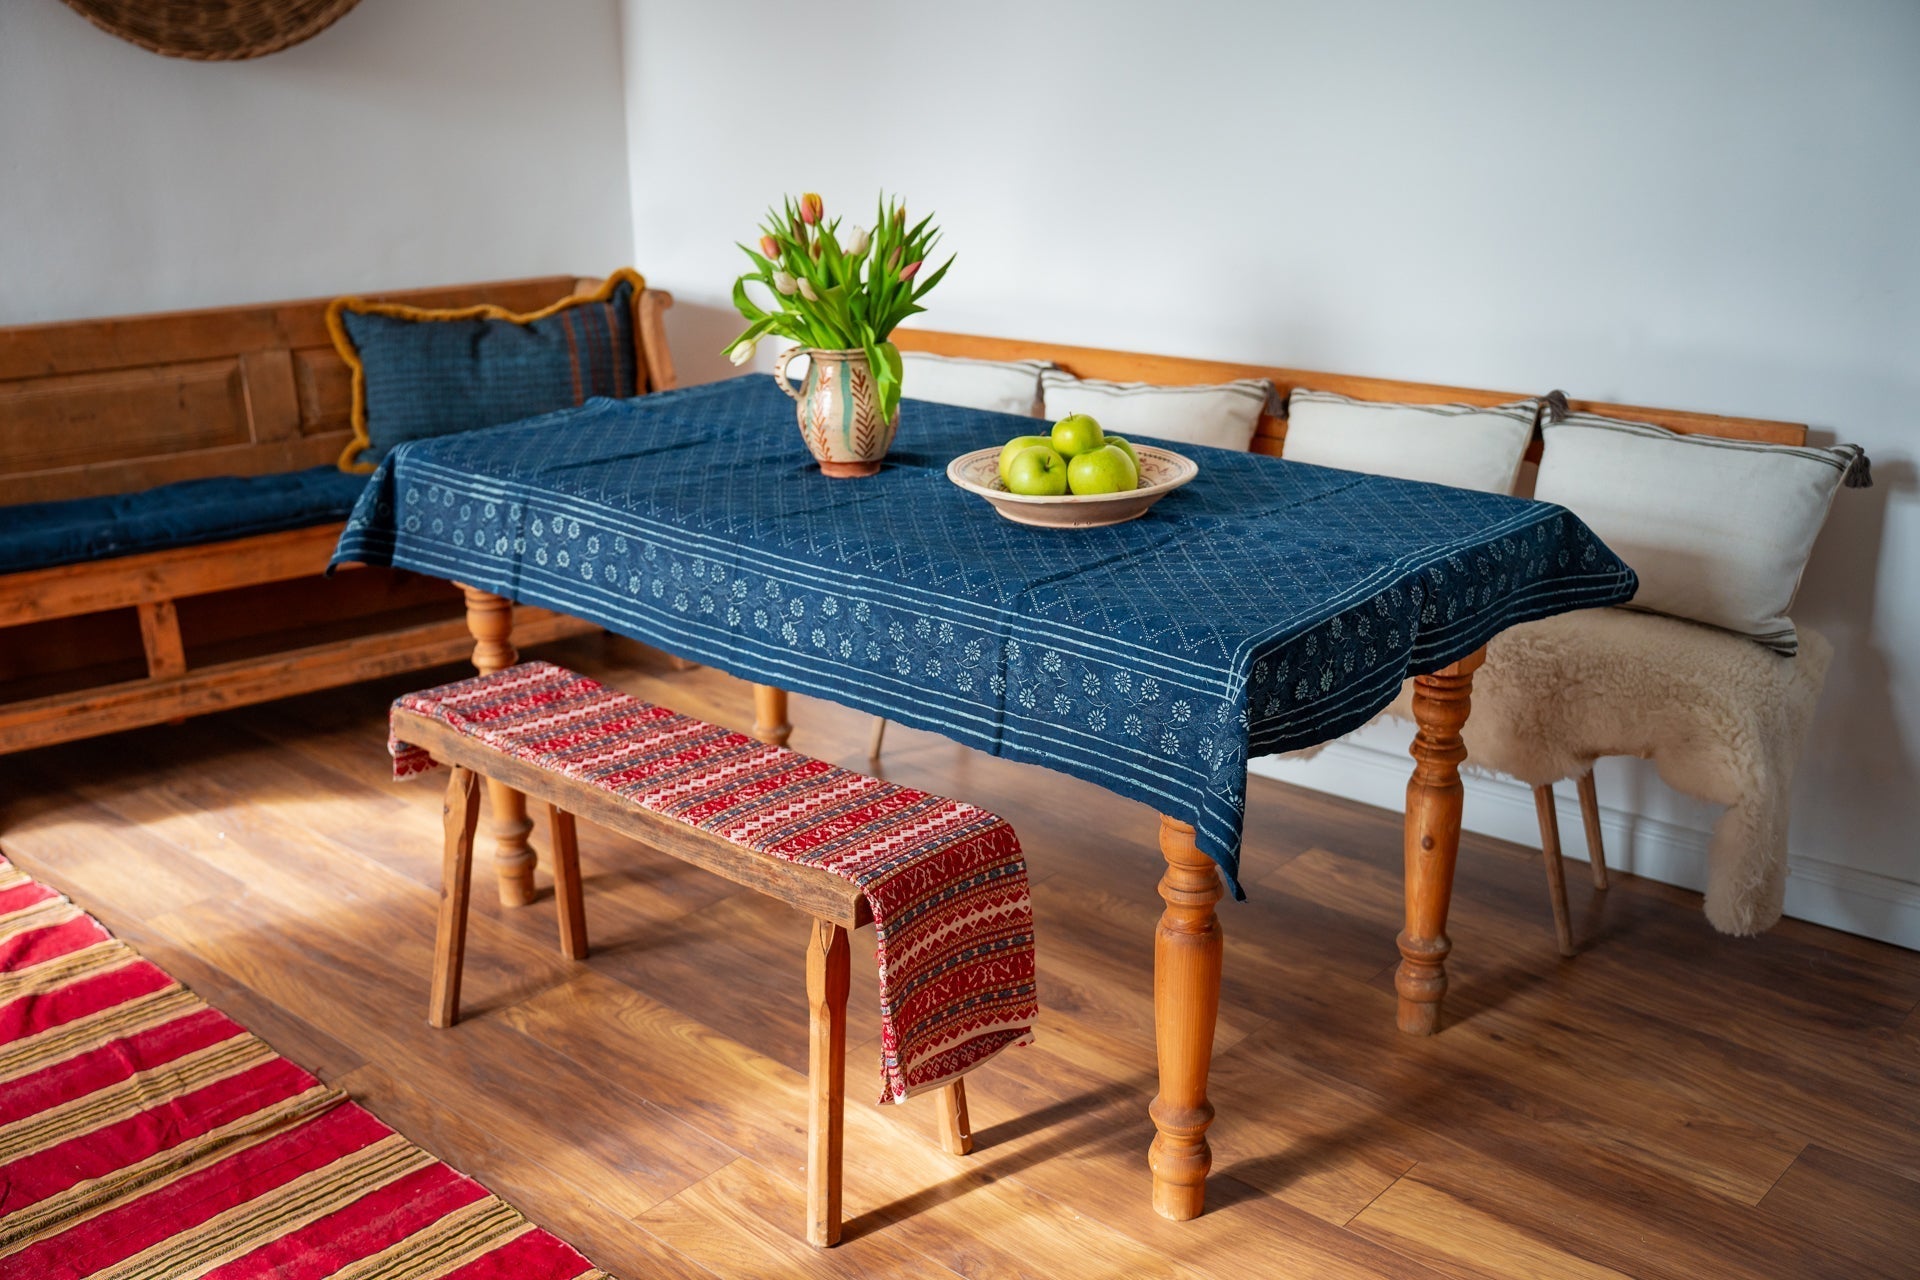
[890,329,1808,452]
[0,275,674,506]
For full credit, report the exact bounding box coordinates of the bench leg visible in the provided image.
[936,1079,973,1155]
[550,808,589,962]
[867,716,888,761]
[1533,784,1577,958]
[460,585,538,909]
[429,767,482,1029]
[753,684,792,747]
[1576,770,1610,889]
[806,917,849,1247]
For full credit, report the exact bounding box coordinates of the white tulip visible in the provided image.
[845,226,870,255]
[798,277,819,302]
[729,340,756,366]
[772,269,797,296]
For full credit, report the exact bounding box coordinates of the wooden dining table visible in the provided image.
[332,376,1636,1220]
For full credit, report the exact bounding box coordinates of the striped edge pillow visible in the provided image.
[899,351,1052,417]
[1533,411,1869,655]
[1039,369,1272,452]
[1282,388,1539,494]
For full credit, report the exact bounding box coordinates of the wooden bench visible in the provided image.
[0,276,676,758]
[393,666,985,1250]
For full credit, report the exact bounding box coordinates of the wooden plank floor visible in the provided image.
[3,635,1916,1279]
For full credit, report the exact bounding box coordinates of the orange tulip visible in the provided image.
[799,192,824,225]
[759,235,780,259]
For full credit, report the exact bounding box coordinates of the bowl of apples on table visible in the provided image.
[946,414,1198,528]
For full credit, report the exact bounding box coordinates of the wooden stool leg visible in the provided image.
[429,767,482,1029]
[1577,771,1610,889]
[1149,814,1223,1221]
[1533,785,1576,958]
[806,918,849,1248]
[867,716,888,761]
[549,807,589,962]
[1396,650,1483,1036]
[460,586,537,908]
[936,1079,973,1155]
[753,684,793,747]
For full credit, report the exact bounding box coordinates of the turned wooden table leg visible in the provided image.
[460,585,538,908]
[1149,814,1223,1221]
[1396,648,1484,1035]
[752,683,792,747]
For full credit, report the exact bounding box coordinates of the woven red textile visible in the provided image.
[0,857,606,1279]
[390,661,1037,1102]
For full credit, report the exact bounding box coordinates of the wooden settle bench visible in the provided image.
[0,276,676,760]
[392,664,986,1250]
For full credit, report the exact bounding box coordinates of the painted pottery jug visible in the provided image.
[773,347,899,477]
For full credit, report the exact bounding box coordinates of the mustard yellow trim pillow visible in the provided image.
[328,268,647,473]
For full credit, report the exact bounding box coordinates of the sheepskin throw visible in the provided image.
[1385,608,1831,935]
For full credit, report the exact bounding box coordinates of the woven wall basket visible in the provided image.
[59,0,363,61]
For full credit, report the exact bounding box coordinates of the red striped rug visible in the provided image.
[0,856,609,1279]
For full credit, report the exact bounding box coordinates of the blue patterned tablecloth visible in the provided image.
[334,375,1636,896]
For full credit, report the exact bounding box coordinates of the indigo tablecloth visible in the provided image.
[333,375,1637,895]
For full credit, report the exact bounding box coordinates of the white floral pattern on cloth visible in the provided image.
[334,376,1636,897]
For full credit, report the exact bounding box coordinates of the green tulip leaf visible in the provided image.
[731,276,768,322]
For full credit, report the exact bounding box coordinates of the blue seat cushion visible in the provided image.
[0,466,370,574]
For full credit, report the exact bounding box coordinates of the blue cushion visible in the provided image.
[331,271,644,470]
[0,466,370,574]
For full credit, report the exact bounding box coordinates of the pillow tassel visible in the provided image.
[1843,448,1873,489]
[1534,389,1571,430]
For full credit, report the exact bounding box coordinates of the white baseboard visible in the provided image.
[1250,736,1920,952]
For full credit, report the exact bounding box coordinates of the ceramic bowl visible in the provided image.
[946,444,1198,528]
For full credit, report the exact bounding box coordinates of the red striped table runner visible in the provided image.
[389,661,1038,1103]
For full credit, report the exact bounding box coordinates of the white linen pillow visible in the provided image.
[900,351,1049,416]
[1282,388,1539,494]
[1533,412,1867,655]
[1040,369,1270,452]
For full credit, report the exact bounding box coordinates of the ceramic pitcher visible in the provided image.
[774,347,899,477]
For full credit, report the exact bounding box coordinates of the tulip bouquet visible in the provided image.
[725,191,951,423]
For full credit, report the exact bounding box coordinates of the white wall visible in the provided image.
[623,0,1920,945]
[0,0,632,325]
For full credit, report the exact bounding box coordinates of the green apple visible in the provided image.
[1106,434,1140,476]
[1067,443,1139,495]
[1004,444,1069,496]
[997,435,1053,485]
[1050,413,1106,458]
